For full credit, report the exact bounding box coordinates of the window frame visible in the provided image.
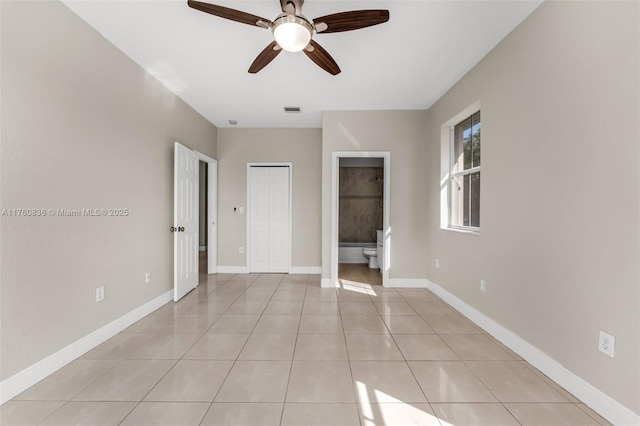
[448,110,481,233]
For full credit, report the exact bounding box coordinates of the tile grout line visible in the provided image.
[195,274,273,425]
[398,287,524,425]
[414,286,539,426]
[374,287,447,424]
[279,274,309,426]
[192,272,250,426]
[117,274,235,425]
[121,275,242,425]
[20,265,600,426]
[200,273,284,423]
[121,273,249,425]
[338,285,365,426]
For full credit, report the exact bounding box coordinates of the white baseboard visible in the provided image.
[425,279,639,426]
[290,266,322,274]
[199,246,207,252]
[217,266,249,274]
[218,266,321,275]
[385,278,429,288]
[0,290,173,405]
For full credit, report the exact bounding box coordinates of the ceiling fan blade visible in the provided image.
[313,10,389,33]
[187,0,272,28]
[248,41,282,73]
[303,40,340,75]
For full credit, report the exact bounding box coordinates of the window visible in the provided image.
[450,110,480,230]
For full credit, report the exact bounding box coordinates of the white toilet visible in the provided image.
[362,246,378,269]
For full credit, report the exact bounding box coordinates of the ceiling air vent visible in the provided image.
[284,107,301,113]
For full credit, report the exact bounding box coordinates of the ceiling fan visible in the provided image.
[187,0,389,75]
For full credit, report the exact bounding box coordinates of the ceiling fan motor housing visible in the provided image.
[281,0,304,15]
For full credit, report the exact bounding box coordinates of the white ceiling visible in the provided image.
[62,0,543,128]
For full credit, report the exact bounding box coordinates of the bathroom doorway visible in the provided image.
[331,152,390,288]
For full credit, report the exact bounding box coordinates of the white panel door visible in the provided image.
[174,142,199,302]
[249,166,290,273]
[250,167,271,272]
[268,167,290,273]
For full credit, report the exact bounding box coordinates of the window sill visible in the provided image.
[442,227,480,236]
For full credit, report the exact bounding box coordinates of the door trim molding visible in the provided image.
[193,150,218,275]
[246,163,293,273]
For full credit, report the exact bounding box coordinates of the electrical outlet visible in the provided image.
[435,259,440,269]
[480,279,486,292]
[96,286,104,302]
[145,272,151,283]
[239,247,244,254]
[599,331,615,357]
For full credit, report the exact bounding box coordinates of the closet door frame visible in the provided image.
[247,162,292,273]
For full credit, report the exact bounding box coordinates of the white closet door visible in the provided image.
[250,167,270,272]
[249,166,290,273]
[268,167,290,273]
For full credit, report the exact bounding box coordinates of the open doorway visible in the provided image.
[198,161,208,275]
[337,157,384,286]
[194,151,217,275]
[330,152,390,288]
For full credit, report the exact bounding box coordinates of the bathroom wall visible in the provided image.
[339,167,383,242]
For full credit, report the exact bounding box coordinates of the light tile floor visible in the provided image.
[2,261,612,425]
[339,263,382,287]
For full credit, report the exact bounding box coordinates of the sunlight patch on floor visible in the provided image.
[338,279,377,296]
[356,381,447,426]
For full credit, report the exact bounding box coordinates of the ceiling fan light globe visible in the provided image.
[272,15,312,52]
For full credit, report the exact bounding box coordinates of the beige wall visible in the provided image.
[0,1,217,380]
[425,0,639,413]
[217,128,322,269]
[322,111,429,279]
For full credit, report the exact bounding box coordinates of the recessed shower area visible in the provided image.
[334,155,388,287]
